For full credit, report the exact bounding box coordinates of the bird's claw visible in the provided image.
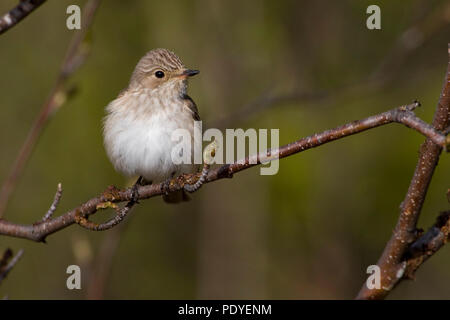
[162,178,172,196]
[130,182,140,204]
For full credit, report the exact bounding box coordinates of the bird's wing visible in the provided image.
[182,94,200,121]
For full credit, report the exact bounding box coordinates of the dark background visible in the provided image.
[0,0,449,299]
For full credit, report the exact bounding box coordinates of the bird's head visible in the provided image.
[129,48,199,96]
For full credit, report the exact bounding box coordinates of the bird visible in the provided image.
[103,48,201,203]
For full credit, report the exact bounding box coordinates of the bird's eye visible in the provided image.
[155,70,165,78]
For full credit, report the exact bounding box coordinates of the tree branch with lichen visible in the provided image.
[356,44,450,300]
[0,101,446,243]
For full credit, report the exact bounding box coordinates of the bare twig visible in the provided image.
[402,209,450,279]
[0,0,46,35]
[0,249,12,269]
[0,249,24,284]
[75,200,136,232]
[42,183,62,221]
[0,0,102,218]
[356,44,450,300]
[0,102,446,242]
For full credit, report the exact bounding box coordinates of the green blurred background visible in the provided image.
[0,0,449,299]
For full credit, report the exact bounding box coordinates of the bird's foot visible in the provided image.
[162,178,172,196]
[130,176,145,204]
[184,164,210,193]
[183,141,217,193]
[130,184,140,204]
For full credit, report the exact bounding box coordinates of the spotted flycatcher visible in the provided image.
[103,48,201,203]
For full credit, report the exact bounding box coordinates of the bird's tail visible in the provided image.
[163,189,190,204]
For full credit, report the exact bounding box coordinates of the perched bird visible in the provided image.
[103,48,201,203]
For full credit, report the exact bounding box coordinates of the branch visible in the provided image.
[402,209,450,279]
[0,0,46,35]
[75,200,136,232]
[356,44,450,300]
[0,102,446,243]
[42,183,62,221]
[0,0,102,218]
[0,248,24,285]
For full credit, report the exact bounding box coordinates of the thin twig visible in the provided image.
[42,183,62,221]
[0,102,446,242]
[0,0,46,35]
[402,210,450,279]
[0,0,102,218]
[75,200,136,232]
[356,44,450,300]
[0,249,24,284]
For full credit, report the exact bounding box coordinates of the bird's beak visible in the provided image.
[180,69,200,78]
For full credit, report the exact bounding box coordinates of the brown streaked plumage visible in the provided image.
[103,48,201,203]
